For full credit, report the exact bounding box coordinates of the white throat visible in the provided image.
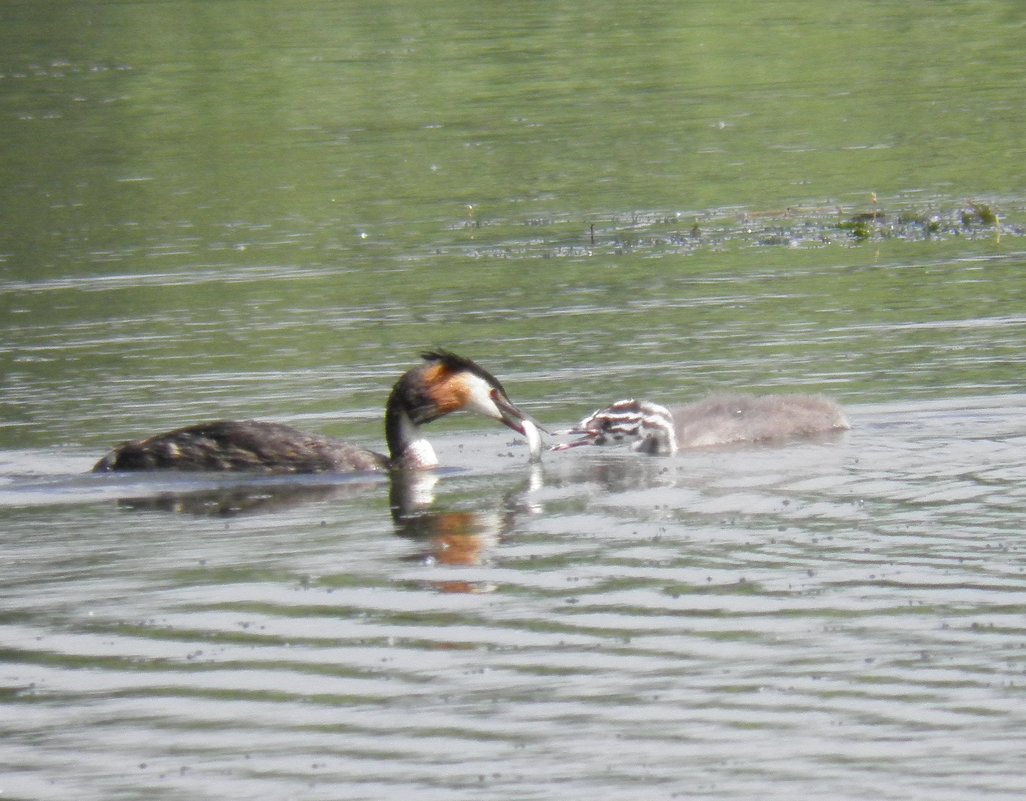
[396,412,438,469]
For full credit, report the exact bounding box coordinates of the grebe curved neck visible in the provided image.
[385,402,438,469]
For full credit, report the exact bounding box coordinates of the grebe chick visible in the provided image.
[93,350,545,473]
[556,394,849,455]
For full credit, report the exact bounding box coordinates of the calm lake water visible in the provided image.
[3,1,1026,799]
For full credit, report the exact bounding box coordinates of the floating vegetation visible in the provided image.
[449,196,1020,260]
[963,200,999,226]
[837,199,1005,242]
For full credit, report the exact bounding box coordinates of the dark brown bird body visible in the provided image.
[92,420,388,473]
[92,351,543,473]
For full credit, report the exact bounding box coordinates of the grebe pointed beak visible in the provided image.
[550,428,602,451]
[491,391,552,438]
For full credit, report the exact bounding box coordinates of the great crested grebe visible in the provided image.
[92,350,544,473]
[555,394,849,455]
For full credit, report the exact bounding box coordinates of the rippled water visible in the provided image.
[3,395,1026,800]
[4,0,1026,798]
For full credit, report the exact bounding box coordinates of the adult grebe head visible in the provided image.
[386,350,547,467]
[553,399,676,455]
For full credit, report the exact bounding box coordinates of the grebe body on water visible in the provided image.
[92,350,544,473]
[556,394,849,455]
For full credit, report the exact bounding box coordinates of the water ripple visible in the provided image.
[2,397,1026,800]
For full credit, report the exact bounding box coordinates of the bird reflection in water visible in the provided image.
[109,466,545,592]
[111,476,384,516]
[388,469,542,592]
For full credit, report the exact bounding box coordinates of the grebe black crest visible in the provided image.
[556,394,849,455]
[92,350,545,473]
